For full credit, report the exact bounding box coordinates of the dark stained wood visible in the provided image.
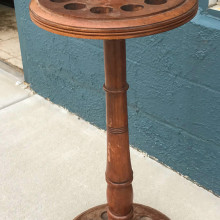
[104,40,133,220]
[29,0,198,40]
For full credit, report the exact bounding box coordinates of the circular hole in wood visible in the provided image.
[101,211,108,220]
[64,3,86,10]
[140,217,153,220]
[121,4,144,12]
[51,0,71,2]
[145,0,167,5]
[90,7,113,14]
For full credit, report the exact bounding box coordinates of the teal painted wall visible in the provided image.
[14,0,220,195]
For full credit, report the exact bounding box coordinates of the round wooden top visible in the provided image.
[29,0,198,39]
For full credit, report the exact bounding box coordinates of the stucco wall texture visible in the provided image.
[14,0,220,195]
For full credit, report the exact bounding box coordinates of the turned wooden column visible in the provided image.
[103,40,133,220]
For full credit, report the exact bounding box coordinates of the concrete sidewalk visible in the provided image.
[0,63,219,220]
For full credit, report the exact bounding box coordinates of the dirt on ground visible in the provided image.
[0,4,17,31]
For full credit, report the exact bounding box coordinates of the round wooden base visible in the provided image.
[73,204,170,220]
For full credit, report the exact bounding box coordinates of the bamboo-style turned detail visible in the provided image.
[107,126,128,134]
[104,40,133,220]
[106,175,133,187]
[103,83,129,94]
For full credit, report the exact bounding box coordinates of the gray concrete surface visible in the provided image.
[0,61,30,109]
[0,67,220,220]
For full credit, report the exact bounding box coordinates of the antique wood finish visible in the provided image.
[29,0,198,219]
[29,0,198,40]
[104,40,133,220]
[74,204,170,220]
[73,39,171,220]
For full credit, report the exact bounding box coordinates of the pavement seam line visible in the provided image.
[0,95,32,111]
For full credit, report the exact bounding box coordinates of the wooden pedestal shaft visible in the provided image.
[73,40,169,220]
[104,39,133,220]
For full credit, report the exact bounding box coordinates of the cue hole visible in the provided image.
[64,3,86,10]
[90,7,113,14]
[51,0,71,2]
[145,0,167,5]
[121,4,144,12]
[140,217,153,220]
[101,211,108,220]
